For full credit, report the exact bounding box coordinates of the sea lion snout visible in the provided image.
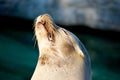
[35,14,54,28]
[36,15,46,26]
[35,14,56,43]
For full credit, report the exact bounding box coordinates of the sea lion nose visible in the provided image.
[36,15,45,25]
[35,16,46,30]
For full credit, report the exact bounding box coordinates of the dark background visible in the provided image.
[0,15,120,80]
[0,0,120,80]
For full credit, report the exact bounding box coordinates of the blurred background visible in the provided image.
[0,0,120,80]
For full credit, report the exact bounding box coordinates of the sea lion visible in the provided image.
[31,14,91,80]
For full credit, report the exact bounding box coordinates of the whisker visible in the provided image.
[34,39,37,48]
[32,18,37,29]
[32,24,36,29]
[32,32,37,48]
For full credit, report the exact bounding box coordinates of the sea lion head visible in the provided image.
[34,14,84,58]
[32,14,91,80]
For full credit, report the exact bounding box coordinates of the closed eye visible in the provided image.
[62,28,68,35]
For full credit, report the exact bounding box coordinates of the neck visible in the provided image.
[32,53,91,80]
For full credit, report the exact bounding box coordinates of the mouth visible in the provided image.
[35,14,57,42]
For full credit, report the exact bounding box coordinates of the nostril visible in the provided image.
[36,22,44,30]
[40,20,44,25]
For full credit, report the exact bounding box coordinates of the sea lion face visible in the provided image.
[35,14,76,57]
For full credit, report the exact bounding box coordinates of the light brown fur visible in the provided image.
[31,14,91,80]
[39,54,49,65]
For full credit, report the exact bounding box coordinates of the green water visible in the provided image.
[77,34,120,80]
[0,29,120,80]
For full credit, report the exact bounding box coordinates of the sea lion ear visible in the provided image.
[68,32,85,59]
[74,43,84,59]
